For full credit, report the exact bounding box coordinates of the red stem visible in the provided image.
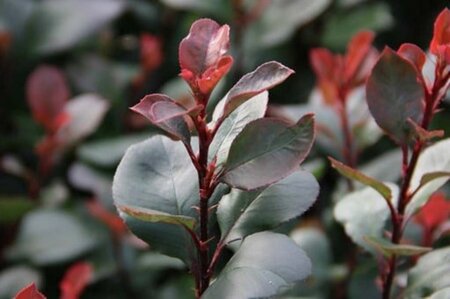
[381,60,449,299]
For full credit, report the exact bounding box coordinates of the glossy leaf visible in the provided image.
[112,136,199,263]
[334,184,399,253]
[7,210,97,266]
[14,283,45,299]
[221,114,315,190]
[398,43,427,72]
[405,246,450,297]
[364,236,431,257]
[202,232,311,299]
[28,0,124,55]
[130,94,190,143]
[60,262,92,299]
[218,61,294,120]
[406,138,450,219]
[26,65,70,131]
[430,8,450,55]
[329,157,392,201]
[366,47,425,144]
[0,266,41,299]
[209,92,268,166]
[58,94,109,147]
[217,170,319,246]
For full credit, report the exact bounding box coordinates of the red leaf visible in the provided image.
[60,262,92,299]
[430,8,450,55]
[86,200,127,236]
[309,48,336,83]
[344,30,375,84]
[397,43,427,72]
[140,34,163,72]
[179,19,232,95]
[415,192,450,232]
[14,283,46,299]
[26,65,70,132]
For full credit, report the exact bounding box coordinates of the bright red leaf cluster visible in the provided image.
[310,31,377,104]
[415,192,450,234]
[430,8,450,64]
[179,19,233,99]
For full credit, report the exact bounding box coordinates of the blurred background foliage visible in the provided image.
[0,0,449,298]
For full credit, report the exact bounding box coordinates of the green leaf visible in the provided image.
[405,246,450,298]
[202,232,311,299]
[321,2,393,50]
[130,94,191,144]
[406,138,450,219]
[26,0,125,55]
[366,48,424,144]
[329,157,392,201]
[209,92,268,166]
[118,204,196,230]
[248,0,331,47]
[7,209,97,265]
[334,184,399,253]
[59,94,110,146]
[77,133,150,167]
[0,266,41,299]
[221,114,315,190]
[0,197,34,224]
[216,61,294,120]
[217,170,319,246]
[112,136,199,263]
[364,236,431,258]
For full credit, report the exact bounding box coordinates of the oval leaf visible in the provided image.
[364,236,431,258]
[366,47,424,144]
[112,136,199,262]
[217,170,319,246]
[131,94,190,143]
[217,61,294,120]
[221,114,315,190]
[202,232,311,299]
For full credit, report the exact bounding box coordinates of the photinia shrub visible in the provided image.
[332,8,450,299]
[112,18,319,298]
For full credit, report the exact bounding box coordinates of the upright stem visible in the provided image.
[337,92,356,190]
[381,65,448,299]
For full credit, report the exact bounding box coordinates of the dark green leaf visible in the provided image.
[202,232,311,299]
[329,157,392,201]
[366,48,424,144]
[7,209,97,265]
[0,197,34,224]
[112,136,199,263]
[27,0,125,55]
[217,170,318,246]
[209,92,268,166]
[221,114,315,190]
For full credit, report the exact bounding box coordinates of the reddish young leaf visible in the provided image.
[397,43,427,72]
[14,283,46,299]
[60,262,93,299]
[179,19,233,96]
[430,8,450,55]
[130,94,191,143]
[140,34,163,72]
[309,48,336,83]
[344,30,375,84]
[86,200,127,236]
[26,65,70,132]
[415,192,450,232]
